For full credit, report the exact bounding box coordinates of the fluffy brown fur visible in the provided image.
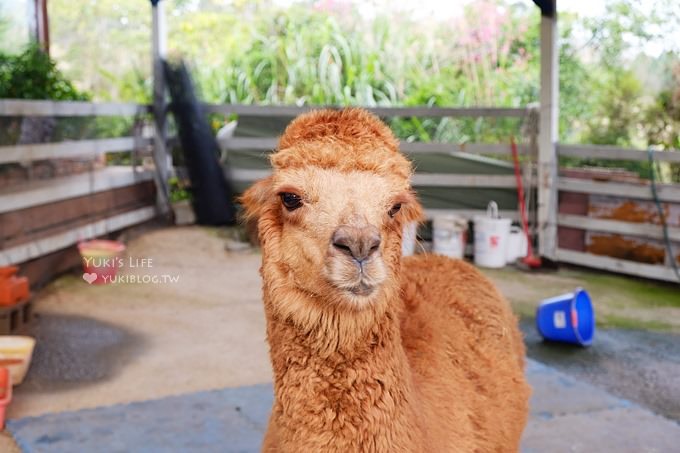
[241,108,530,452]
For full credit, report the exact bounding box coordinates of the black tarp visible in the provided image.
[164,59,237,225]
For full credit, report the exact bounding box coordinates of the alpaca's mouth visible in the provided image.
[347,281,375,297]
[325,252,387,301]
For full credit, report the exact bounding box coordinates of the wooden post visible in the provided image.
[151,0,171,215]
[36,0,50,54]
[537,1,558,260]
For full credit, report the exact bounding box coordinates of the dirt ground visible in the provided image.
[2,225,678,451]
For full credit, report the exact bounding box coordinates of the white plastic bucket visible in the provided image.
[506,226,528,263]
[474,202,511,268]
[433,215,467,259]
[402,222,418,256]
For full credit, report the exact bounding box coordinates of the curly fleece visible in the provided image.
[241,108,530,452]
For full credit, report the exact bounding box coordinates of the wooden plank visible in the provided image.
[229,168,518,188]
[1,181,156,247]
[558,144,680,163]
[401,142,525,155]
[412,174,517,188]
[204,103,527,118]
[558,177,680,203]
[0,100,149,117]
[221,137,526,156]
[19,247,83,290]
[0,166,154,213]
[425,208,519,221]
[556,249,679,283]
[221,137,277,151]
[0,137,152,164]
[0,206,156,266]
[229,168,271,182]
[557,214,680,242]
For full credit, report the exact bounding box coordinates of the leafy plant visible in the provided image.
[169,176,191,202]
[0,44,88,100]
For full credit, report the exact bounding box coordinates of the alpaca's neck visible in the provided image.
[263,285,423,451]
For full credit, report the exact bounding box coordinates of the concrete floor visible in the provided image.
[7,360,680,452]
[2,226,679,451]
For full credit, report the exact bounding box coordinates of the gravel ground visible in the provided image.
[521,318,680,421]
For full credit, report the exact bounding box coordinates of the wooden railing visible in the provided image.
[214,103,680,283]
[211,103,532,223]
[2,100,678,284]
[0,99,158,267]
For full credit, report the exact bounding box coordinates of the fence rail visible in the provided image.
[204,103,529,118]
[558,144,680,163]
[557,213,680,243]
[0,137,152,164]
[558,177,680,204]
[556,249,679,283]
[0,99,150,117]
[220,137,527,156]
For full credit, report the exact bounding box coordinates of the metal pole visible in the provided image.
[151,0,171,215]
[537,3,558,260]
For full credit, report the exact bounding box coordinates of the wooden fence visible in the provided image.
[555,144,680,282]
[1,100,679,284]
[209,103,532,222]
[212,103,680,283]
[0,99,158,282]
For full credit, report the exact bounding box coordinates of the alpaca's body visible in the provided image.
[242,108,529,452]
[262,255,529,452]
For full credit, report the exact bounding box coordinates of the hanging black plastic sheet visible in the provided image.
[164,59,237,225]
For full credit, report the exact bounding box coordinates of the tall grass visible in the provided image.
[172,1,537,143]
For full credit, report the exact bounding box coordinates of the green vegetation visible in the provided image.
[0,0,675,177]
[575,271,680,309]
[169,176,191,203]
[45,0,679,158]
[0,45,87,100]
[597,315,675,332]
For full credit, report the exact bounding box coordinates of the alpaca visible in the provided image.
[241,108,530,452]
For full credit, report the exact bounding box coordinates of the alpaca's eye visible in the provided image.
[388,203,402,218]
[280,192,303,211]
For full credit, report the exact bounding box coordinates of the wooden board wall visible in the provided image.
[0,181,155,249]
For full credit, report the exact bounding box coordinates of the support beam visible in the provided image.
[537,1,558,260]
[151,0,171,215]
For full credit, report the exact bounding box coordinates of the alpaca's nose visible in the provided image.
[332,225,381,262]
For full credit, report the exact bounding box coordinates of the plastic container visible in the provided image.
[0,367,11,429]
[402,222,418,256]
[474,202,511,268]
[78,240,126,285]
[536,288,595,346]
[0,266,30,306]
[505,226,528,263]
[433,215,467,259]
[0,336,36,385]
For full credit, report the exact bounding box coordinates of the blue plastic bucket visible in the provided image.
[536,288,595,346]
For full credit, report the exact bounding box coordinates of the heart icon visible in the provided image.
[82,273,98,284]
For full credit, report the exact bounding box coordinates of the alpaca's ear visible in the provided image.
[239,176,274,226]
[400,190,425,224]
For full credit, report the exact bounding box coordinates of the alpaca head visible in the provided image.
[242,109,423,312]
